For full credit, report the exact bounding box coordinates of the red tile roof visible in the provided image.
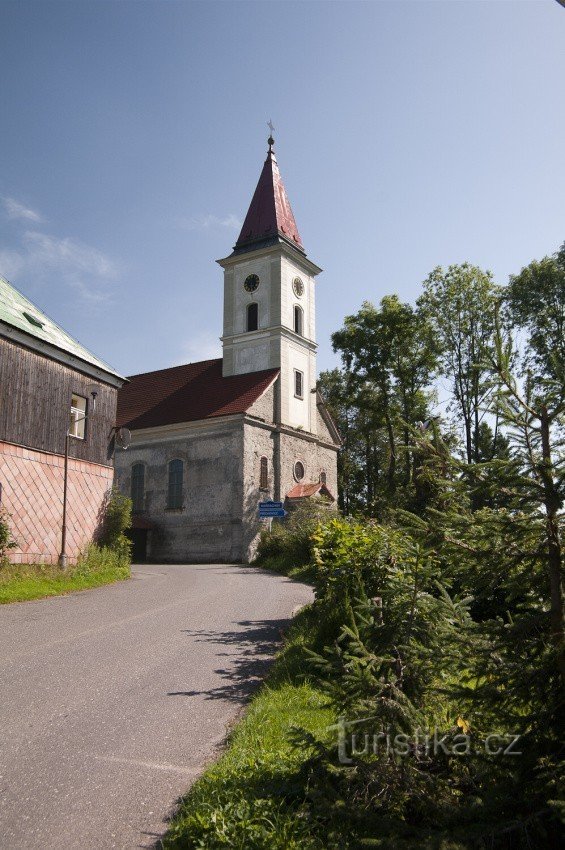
[116,358,279,430]
[286,482,335,501]
[236,140,304,252]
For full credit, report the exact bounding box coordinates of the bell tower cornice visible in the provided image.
[216,241,322,277]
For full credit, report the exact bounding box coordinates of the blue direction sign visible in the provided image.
[259,501,287,518]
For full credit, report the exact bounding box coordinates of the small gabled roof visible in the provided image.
[286,481,336,501]
[0,275,124,383]
[235,136,304,254]
[117,358,279,431]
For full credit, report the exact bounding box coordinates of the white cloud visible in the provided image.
[176,332,221,364]
[23,231,118,280]
[0,248,25,280]
[179,213,242,231]
[2,196,43,223]
[0,228,118,305]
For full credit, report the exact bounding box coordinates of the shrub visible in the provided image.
[98,488,132,560]
[75,542,131,575]
[309,518,472,718]
[0,508,18,563]
[255,499,334,571]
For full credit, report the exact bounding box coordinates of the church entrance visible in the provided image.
[129,528,148,562]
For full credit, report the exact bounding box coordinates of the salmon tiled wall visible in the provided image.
[0,441,114,564]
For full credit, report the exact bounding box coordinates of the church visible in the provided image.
[114,134,340,563]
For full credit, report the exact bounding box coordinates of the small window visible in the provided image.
[294,461,305,482]
[260,456,268,490]
[23,311,44,329]
[294,369,304,399]
[167,459,183,509]
[293,305,303,336]
[247,302,258,332]
[131,463,145,513]
[69,394,87,439]
[320,471,327,485]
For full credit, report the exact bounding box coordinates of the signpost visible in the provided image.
[258,501,287,521]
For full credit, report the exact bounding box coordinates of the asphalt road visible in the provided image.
[0,564,312,849]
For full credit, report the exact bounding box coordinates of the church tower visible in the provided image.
[218,134,322,434]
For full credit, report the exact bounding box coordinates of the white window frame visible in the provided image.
[294,369,304,399]
[69,394,87,439]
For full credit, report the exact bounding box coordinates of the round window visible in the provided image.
[294,461,305,482]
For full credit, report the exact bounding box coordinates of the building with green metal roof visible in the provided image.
[0,275,126,565]
[0,274,124,386]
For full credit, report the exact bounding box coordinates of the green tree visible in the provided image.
[506,241,565,384]
[418,263,500,465]
[331,296,437,509]
[487,310,565,688]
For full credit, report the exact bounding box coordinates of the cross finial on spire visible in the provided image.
[267,119,275,151]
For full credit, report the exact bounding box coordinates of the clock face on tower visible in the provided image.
[244,274,260,293]
[292,277,304,297]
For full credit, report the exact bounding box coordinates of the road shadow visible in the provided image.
[167,618,288,704]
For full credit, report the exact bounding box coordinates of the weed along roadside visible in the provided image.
[163,603,335,850]
[162,503,564,849]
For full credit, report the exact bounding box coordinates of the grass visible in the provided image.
[0,544,131,603]
[162,604,336,850]
[252,552,317,584]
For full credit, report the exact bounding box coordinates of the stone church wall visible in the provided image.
[278,430,338,503]
[114,395,339,564]
[241,391,339,560]
[242,421,275,561]
[115,419,246,562]
[246,380,276,423]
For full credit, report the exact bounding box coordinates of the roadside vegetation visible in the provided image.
[164,604,334,850]
[164,243,564,848]
[0,489,132,603]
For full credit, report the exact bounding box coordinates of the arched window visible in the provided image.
[167,459,184,510]
[294,461,305,482]
[131,463,145,513]
[260,456,268,490]
[320,471,327,485]
[247,302,258,332]
[293,305,303,336]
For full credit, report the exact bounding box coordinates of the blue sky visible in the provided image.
[1,0,564,379]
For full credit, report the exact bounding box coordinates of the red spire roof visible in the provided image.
[235,137,304,253]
